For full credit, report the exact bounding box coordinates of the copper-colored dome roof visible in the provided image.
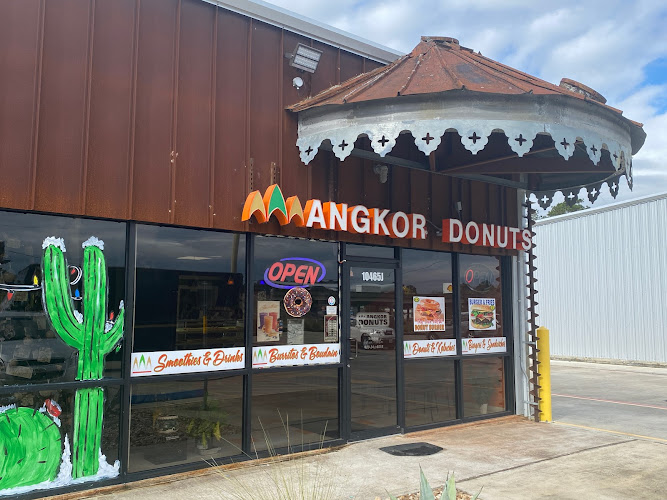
[289,36,641,128]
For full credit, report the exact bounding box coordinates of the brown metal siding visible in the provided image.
[0,0,517,256]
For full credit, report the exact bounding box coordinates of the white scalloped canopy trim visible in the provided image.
[297,119,631,175]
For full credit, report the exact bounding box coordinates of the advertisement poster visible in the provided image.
[252,343,340,368]
[412,296,446,332]
[287,320,305,345]
[461,337,506,354]
[403,339,456,358]
[131,347,245,377]
[468,298,497,330]
[324,315,339,343]
[257,301,281,342]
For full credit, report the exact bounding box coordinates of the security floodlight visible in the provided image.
[288,43,323,73]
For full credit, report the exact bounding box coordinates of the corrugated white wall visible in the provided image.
[534,194,667,363]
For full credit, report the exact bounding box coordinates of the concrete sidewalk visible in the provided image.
[63,416,666,500]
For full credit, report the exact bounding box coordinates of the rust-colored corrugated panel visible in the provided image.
[213,9,249,232]
[430,173,455,253]
[336,154,364,244]
[409,169,431,250]
[85,0,135,219]
[248,21,281,197]
[340,51,364,83]
[364,59,384,73]
[390,163,411,249]
[0,0,41,210]
[131,0,178,223]
[173,0,215,227]
[360,159,391,247]
[33,0,91,215]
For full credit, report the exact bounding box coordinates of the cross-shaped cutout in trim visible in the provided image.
[468,132,481,144]
[515,134,527,146]
[590,145,598,155]
[560,138,570,149]
[422,133,434,144]
[339,140,348,150]
[378,136,390,147]
[541,195,549,204]
[305,146,313,155]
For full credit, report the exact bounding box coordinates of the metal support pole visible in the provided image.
[536,326,552,422]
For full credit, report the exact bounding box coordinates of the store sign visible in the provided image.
[252,343,340,368]
[243,184,427,240]
[461,337,507,355]
[130,347,245,377]
[264,257,326,289]
[442,219,532,251]
[404,339,456,358]
[355,312,390,327]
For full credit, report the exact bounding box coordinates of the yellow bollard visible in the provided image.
[536,326,552,422]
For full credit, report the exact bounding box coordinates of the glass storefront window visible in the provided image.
[252,237,339,368]
[251,369,339,451]
[134,227,245,353]
[0,212,126,384]
[462,357,506,417]
[404,359,456,427]
[129,377,243,472]
[402,249,453,342]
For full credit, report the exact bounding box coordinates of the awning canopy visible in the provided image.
[288,37,646,208]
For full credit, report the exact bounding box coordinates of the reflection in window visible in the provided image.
[462,357,506,417]
[129,377,243,472]
[253,237,338,348]
[405,359,456,427]
[134,227,245,352]
[251,369,339,451]
[0,211,126,384]
[403,249,453,340]
[459,255,503,339]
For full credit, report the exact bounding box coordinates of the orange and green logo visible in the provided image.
[242,184,304,226]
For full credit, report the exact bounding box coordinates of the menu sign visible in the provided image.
[257,301,281,342]
[252,343,340,368]
[404,339,456,358]
[131,347,245,377]
[468,298,497,331]
[462,337,507,354]
[413,296,445,332]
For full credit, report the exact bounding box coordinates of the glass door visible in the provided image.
[347,265,398,436]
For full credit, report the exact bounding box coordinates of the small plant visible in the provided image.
[388,467,482,500]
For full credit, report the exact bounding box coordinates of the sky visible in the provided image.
[265,0,667,209]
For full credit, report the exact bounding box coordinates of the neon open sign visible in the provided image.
[263,257,326,289]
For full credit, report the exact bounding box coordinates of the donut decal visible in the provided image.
[283,287,312,317]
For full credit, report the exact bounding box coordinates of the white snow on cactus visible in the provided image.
[73,309,83,324]
[81,236,104,250]
[0,435,120,497]
[0,404,16,414]
[119,300,124,310]
[42,237,66,252]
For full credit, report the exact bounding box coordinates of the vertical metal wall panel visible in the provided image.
[0,0,42,209]
[131,0,178,223]
[85,0,135,218]
[34,0,91,215]
[173,0,215,227]
[534,195,667,363]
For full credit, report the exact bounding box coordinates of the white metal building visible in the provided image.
[534,193,667,364]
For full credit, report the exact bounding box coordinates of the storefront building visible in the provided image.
[0,0,644,497]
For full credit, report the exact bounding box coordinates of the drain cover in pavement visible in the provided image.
[379,442,443,456]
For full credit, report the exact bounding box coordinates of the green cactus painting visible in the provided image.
[0,404,62,489]
[42,236,124,479]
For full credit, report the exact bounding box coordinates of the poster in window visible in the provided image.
[287,319,305,345]
[257,301,281,342]
[413,296,445,332]
[468,298,497,330]
[324,315,339,343]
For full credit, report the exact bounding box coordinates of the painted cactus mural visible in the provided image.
[0,402,63,489]
[41,237,124,479]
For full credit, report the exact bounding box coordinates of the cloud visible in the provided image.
[265,0,667,204]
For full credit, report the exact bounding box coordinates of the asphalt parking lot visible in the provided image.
[551,360,667,441]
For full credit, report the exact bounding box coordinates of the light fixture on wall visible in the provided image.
[287,43,323,73]
[373,164,389,183]
[292,76,304,89]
